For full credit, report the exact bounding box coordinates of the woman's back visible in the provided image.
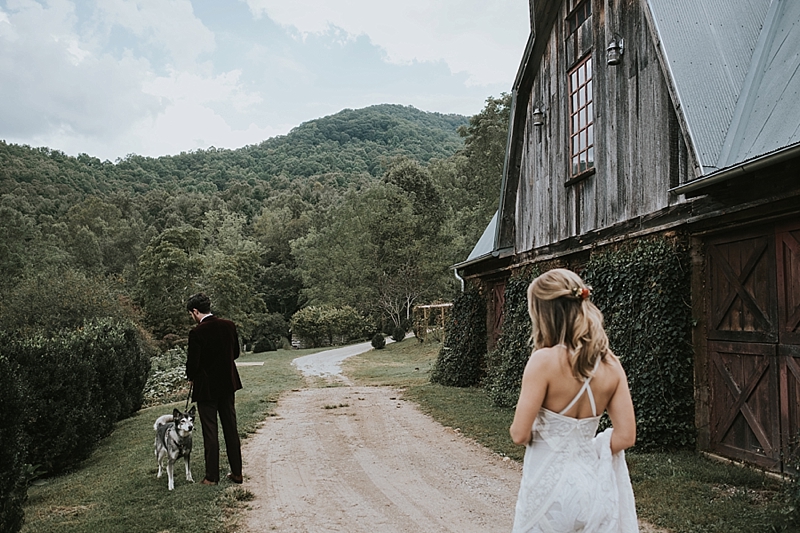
[538,345,623,420]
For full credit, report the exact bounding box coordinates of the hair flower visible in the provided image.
[572,286,592,300]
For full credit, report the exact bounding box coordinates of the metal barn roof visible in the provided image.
[646,0,772,174]
[647,0,800,176]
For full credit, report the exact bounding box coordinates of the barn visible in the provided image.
[455,0,800,472]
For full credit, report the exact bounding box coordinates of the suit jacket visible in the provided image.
[186,315,242,402]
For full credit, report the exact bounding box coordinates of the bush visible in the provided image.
[1,318,153,475]
[253,337,276,353]
[248,312,287,350]
[0,354,26,533]
[391,327,406,342]
[371,333,386,349]
[431,288,487,387]
[291,305,370,347]
[785,439,800,526]
[143,347,189,407]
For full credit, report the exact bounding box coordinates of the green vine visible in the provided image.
[583,237,695,450]
[431,288,487,387]
[482,236,695,450]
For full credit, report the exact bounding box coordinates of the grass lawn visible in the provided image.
[344,339,796,533]
[19,340,797,533]
[21,348,304,533]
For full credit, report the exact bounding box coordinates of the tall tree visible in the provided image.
[293,168,456,328]
[431,93,511,258]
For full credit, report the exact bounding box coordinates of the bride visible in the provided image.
[509,269,639,532]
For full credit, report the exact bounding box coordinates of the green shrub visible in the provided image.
[253,337,277,353]
[143,347,188,407]
[582,237,695,450]
[371,333,386,349]
[431,288,487,387]
[1,318,153,475]
[291,305,370,347]
[248,312,287,350]
[785,438,800,526]
[391,327,406,342]
[484,273,537,406]
[0,354,27,533]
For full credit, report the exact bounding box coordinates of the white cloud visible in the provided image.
[94,0,215,69]
[125,98,289,157]
[0,0,161,141]
[243,0,530,86]
[143,69,263,113]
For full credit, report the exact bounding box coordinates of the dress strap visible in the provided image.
[558,357,601,417]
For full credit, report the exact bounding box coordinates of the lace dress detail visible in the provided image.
[512,364,638,532]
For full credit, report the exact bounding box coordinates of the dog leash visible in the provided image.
[185,382,193,411]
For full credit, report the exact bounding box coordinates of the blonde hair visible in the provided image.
[527,268,609,379]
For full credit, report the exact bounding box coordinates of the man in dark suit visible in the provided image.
[186,293,244,485]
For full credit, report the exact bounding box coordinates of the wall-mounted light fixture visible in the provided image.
[607,35,624,65]
[532,102,545,126]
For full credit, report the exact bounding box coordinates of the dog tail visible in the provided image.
[154,414,174,430]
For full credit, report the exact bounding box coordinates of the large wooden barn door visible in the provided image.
[707,229,780,468]
[706,223,800,471]
[778,224,800,467]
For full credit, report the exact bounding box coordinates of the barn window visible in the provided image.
[567,0,591,36]
[568,54,594,178]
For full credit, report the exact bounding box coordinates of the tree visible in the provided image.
[293,175,456,328]
[431,93,512,258]
[135,226,204,337]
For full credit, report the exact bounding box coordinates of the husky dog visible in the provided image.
[154,406,196,490]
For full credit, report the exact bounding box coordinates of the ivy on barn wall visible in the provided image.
[582,236,695,450]
[472,235,695,451]
[431,288,488,387]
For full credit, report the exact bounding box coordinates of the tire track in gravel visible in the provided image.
[239,386,521,532]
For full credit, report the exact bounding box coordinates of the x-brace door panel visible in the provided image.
[706,232,777,343]
[709,341,780,470]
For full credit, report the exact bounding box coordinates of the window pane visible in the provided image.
[588,124,594,146]
[580,108,586,129]
[579,66,585,86]
[573,156,579,174]
[587,80,593,101]
[572,93,578,112]
[587,57,592,73]
[587,147,594,167]
[580,131,586,151]
[587,102,593,121]
[579,87,586,107]
[573,114,579,133]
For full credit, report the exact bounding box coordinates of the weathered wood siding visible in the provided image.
[516,0,691,253]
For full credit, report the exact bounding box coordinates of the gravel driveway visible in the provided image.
[238,343,664,532]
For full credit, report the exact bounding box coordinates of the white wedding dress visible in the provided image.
[512,367,639,533]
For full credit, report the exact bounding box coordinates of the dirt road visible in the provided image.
[240,386,520,532]
[240,343,520,532]
[239,346,662,532]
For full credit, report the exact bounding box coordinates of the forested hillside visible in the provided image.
[0,99,510,525]
[0,98,510,345]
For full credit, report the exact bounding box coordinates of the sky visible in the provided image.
[0,0,531,161]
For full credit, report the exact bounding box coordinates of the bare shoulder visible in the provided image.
[524,346,561,374]
[601,350,629,383]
